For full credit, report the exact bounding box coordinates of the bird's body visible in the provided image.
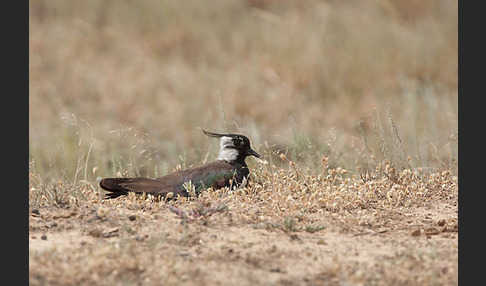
[100,160,248,199]
[100,130,260,199]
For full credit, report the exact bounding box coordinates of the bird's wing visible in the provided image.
[187,167,237,193]
[157,161,238,194]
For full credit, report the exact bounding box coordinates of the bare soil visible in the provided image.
[29,192,457,286]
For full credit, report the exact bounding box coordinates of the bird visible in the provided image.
[99,129,261,199]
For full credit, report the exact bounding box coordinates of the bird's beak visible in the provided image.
[247,148,261,158]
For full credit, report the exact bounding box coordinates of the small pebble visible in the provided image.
[289,234,300,241]
[317,239,327,245]
[41,234,47,240]
[411,229,421,236]
[128,215,137,221]
[135,234,148,241]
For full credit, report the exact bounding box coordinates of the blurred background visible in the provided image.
[29,0,457,182]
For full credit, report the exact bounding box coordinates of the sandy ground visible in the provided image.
[29,197,457,286]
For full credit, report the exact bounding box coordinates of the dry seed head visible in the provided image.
[321,156,328,165]
[257,158,269,165]
[441,170,450,176]
[97,207,107,218]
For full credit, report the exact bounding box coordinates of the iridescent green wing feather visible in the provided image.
[179,168,237,195]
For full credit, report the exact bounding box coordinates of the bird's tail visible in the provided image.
[99,178,131,199]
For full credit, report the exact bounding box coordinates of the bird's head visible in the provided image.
[202,129,261,163]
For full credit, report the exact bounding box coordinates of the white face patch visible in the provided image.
[217,136,239,161]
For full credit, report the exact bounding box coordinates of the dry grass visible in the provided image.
[29,0,457,179]
[29,158,457,285]
[29,0,457,285]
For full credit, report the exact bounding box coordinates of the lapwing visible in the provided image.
[100,129,261,199]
